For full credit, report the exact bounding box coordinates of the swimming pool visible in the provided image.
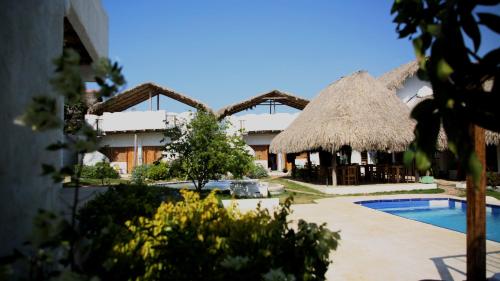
[356,198,500,242]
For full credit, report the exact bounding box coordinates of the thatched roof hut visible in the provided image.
[378,60,420,92]
[270,71,415,154]
[378,60,500,146]
[88,83,212,115]
[216,90,308,119]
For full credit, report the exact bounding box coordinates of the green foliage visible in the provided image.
[246,162,269,179]
[164,111,253,191]
[392,0,500,184]
[77,185,177,278]
[487,172,500,187]
[76,162,119,180]
[132,165,151,185]
[147,162,169,181]
[113,190,340,281]
[9,48,126,277]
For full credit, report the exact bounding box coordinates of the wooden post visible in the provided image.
[306,152,313,181]
[157,94,160,111]
[466,125,486,281]
[331,151,337,186]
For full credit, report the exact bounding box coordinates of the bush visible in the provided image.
[487,172,500,187]
[77,184,180,278]
[168,159,186,179]
[114,190,340,281]
[246,162,268,179]
[132,164,151,184]
[76,161,119,179]
[147,162,169,181]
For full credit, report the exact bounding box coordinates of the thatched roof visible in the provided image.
[381,61,500,147]
[378,60,419,92]
[270,71,415,154]
[88,83,212,115]
[216,90,309,119]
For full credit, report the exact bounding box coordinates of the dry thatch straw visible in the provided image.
[270,71,415,154]
[378,60,419,92]
[216,90,309,119]
[88,82,213,115]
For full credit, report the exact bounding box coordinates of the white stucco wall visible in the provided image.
[243,133,277,146]
[395,76,433,106]
[0,0,108,256]
[99,132,167,148]
[227,112,298,134]
[86,111,192,132]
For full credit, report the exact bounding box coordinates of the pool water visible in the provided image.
[356,198,500,242]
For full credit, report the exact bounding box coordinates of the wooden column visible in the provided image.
[466,125,486,281]
[157,94,160,111]
[149,92,152,111]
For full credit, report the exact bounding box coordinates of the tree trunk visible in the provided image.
[331,151,337,186]
[466,124,486,281]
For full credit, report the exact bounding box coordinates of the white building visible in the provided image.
[86,88,315,173]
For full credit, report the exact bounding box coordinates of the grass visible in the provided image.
[487,190,500,200]
[64,177,130,187]
[263,177,332,204]
[342,188,446,197]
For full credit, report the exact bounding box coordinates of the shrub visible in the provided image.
[76,161,119,179]
[168,159,186,179]
[113,190,340,281]
[487,172,500,187]
[246,162,268,179]
[77,184,180,278]
[132,164,151,184]
[147,162,169,181]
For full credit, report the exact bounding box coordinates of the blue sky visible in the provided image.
[102,0,498,113]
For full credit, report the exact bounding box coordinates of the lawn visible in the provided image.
[264,177,332,204]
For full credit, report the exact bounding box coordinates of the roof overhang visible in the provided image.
[88,83,213,115]
[217,90,309,119]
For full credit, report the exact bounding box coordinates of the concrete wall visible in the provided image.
[65,0,108,60]
[0,0,66,256]
[0,0,107,256]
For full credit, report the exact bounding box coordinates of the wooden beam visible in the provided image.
[466,124,486,281]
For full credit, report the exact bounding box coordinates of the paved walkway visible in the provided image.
[289,194,500,281]
[285,179,438,195]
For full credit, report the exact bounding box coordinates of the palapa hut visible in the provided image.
[379,60,500,175]
[270,71,415,185]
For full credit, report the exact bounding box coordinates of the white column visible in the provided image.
[331,151,337,186]
[277,153,283,171]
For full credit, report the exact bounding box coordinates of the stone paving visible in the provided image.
[289,194,500,281]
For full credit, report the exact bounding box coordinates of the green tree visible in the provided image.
[391,0,499,179]
[164,111,253,191]
[391,1,499,279]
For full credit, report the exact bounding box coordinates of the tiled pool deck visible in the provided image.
[290,194,500,281]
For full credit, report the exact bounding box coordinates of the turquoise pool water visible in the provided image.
[356,198,500,242]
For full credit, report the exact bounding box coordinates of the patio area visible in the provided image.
[290,194,500,281]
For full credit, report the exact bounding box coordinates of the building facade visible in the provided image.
[0,0,108,255]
